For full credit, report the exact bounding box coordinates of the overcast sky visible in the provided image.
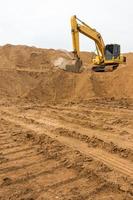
[0,0,132,52]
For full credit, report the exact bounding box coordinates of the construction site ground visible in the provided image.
[0,45,133,200]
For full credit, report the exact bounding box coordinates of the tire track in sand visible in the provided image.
[1,110,133,179]
[0,119,84,199]
[0,117,106,200]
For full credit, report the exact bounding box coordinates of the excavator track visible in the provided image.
[92,64,118,72]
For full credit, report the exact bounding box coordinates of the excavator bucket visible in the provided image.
[53,57,82,73]
[65,59,82,73]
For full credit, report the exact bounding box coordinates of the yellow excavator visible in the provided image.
[70,15,126,72]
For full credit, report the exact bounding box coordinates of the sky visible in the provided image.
[0,0,132,52]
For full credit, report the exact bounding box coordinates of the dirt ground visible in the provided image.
[0,45,133,200]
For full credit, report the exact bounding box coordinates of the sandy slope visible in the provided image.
[0,44,132,102]
[0,44,133,200]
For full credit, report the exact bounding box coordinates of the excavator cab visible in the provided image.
[105,44,120,60]
[92,44,126,72]
[92,44,124,72]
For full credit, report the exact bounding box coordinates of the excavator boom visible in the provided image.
[71,16,105,60]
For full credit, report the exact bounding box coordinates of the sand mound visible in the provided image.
[0,44,132,103]
[91,53,133,98]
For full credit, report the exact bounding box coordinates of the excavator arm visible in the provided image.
[71,15,105,63]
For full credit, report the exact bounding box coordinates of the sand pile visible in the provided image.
[91,53,133,98]
[0,44,132,102]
